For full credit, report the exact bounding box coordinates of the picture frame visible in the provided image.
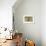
[23,15,34,23]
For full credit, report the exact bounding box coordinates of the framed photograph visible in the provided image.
[23,15,34,23]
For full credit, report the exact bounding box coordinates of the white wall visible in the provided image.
[0,0,16,30]
[41,0,46,46]
[13,0,41,46]
[13,0,46,46]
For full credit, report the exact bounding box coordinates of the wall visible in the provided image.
[41,0,46,46]
[13,0,41,46]
[0,0,16,30]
